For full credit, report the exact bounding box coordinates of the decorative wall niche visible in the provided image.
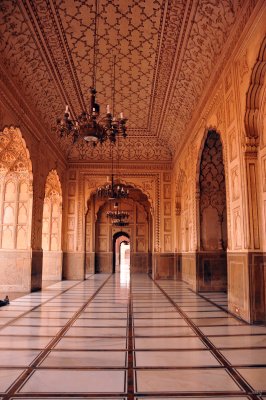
[199,130,227,251]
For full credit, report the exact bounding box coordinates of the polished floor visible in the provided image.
[0,268,266,400]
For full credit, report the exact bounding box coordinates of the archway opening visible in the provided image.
[113,231,130,285]
[198,130,228,293]
[85,185,153,275]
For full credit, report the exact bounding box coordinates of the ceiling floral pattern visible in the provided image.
[0,0,254,161]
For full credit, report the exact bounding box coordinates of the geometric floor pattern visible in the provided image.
[0,271,266,399]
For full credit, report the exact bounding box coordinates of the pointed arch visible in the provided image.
[244,35,266,149]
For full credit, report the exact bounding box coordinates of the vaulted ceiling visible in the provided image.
[0,0,239,162]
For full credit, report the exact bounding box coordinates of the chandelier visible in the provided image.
[107,202,129,227]
[97,175,129,200]
[56,89,127,146]
[56,2,127,146]
[112,220,129,227]
[106,202,129,220]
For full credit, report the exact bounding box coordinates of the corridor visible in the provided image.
[0,273,265,399]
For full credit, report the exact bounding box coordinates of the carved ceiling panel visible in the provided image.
[68,136,172,161]
[0,0,253,161]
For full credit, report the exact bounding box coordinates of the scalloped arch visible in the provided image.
[195,126,226,187]
[44,169,62,198]
[86,178,155,215]
[244,35,266,145]
[0,126,32,174]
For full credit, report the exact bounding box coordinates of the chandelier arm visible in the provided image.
[92,0,99,90]
[112,55,116,116]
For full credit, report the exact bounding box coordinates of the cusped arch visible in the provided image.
[0,126,32,174]
[244,35,266,148]
[44,169,62,200]
[86,178,154,216]
[118,178,155,215]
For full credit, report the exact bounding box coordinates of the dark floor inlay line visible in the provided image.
[127,276,134,400]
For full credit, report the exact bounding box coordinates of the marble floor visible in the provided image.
[0,271,266,400]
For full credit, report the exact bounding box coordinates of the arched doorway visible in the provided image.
[197,129,228,292]
[113,231,130,273]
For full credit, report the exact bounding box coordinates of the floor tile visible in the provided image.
[237,367,266,390]
[19,370,126,393]
[134,337,206,349]
[55,337,127,350]
[65,326,127,337]
[0,336,53,349]
[134,326,195,336]
[0,369,25,392]
[0,326,61,336]
[41,350,126,367]
[185,311,229,318]
[11,318,70,326]
[191,317,244,326]
[135,369,242,392]
[133,318,188,327]
[221,348,266,365]
[135,350,220,367]
[201,325,266,336]
[0,350,40,366]
[208,334,266,348]
[133,312,177,318]
[80,312,128,318]
[73,319,127,327]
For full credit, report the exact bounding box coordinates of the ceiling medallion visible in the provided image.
[56,1,127,147]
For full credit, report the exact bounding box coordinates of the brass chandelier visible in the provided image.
[106,201,129,227]
[56,1,127,146]
[106,202,129,226]
[97,174,129,200]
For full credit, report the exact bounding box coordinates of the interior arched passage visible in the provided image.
[197,129,228,292]
[42,170,63,283]
[0,127,33,292]
[85,186,153,274]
